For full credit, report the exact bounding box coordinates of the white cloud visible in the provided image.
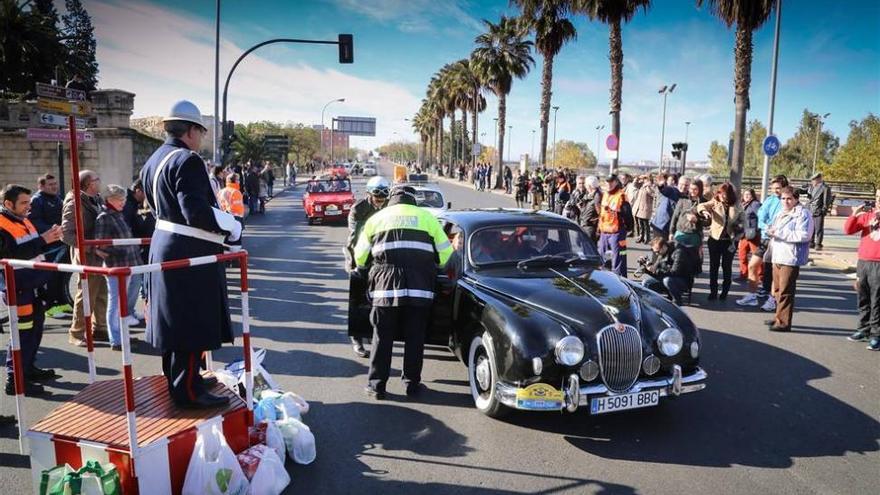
[332,0,484,34]
[90,0,423,149]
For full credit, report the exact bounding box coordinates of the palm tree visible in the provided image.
[452,58,487,169]
[515,0,577,166]
[698,0,775,191]
[427,72,451,173]
[574,0,651,171]
[472,16,534,188]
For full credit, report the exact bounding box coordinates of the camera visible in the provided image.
[865,200,876,209]
[636,255,649,266]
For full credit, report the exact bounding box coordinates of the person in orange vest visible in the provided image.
[597,174,634,278]
[1,184,63,397]
[218,173,245,225]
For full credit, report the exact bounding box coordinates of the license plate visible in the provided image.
[324,210,341,215]
[590,390,659,415]
[515,383,564,411]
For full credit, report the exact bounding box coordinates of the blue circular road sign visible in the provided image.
[763,135,781,157]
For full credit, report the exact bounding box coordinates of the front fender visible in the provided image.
[460,279,569,386]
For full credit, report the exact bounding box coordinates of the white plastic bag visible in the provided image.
[276,417,316,465]
[260,390,309,420]
[246,446,290,495]
[182,422,250,495]
[249,420,285,462]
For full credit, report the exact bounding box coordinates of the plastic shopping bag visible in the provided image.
[247,445,290,495]
[182,422,250,495]
[40,460,121,495]
[276,417,316,465]
[260,390,309,420]
[253,397,278,423]
[249,420,286,462]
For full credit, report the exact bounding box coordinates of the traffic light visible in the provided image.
[338,34,354,64]
[221,120,236,160]
[671,142,688,160]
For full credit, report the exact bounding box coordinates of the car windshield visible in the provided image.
[468,225,600,266]
[416,190,445,208]
[306,179,350,193]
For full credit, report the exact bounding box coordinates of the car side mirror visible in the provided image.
[447,201,452,209]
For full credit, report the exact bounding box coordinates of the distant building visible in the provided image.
[312,125,349,156]
[131,114,215,156]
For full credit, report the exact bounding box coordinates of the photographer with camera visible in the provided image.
[638,235,699,306]
[844,188,880,351]
[565,175,602,243]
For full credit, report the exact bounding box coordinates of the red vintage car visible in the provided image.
[302,177,354,224]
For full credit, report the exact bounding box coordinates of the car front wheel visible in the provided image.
[468,334,506,418]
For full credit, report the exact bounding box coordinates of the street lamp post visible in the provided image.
[683,121,691,175]
[507,126,512,163]
[531,129,536,166]
[321,98,345,161]
[213,0,220,164]
[760,0,783,200]
[658,83,676,171]
[595,124,605,170]
[812,112,830,175]
[552,106,560,168]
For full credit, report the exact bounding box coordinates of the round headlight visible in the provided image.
[658,328,684,356]
[690,341,700,358]
[579,360,599,381]
[555,336,585,366]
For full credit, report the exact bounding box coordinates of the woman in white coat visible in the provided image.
[766,186,814,332]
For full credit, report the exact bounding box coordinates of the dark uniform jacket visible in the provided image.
[346,198,381,270]
[140,138,233,352]
[29,192,62,233]
[806,182,832,217]
[354,195,453,308]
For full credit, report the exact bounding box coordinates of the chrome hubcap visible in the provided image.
[475,355,491,391]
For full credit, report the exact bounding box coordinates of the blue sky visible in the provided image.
[85,0,879,164]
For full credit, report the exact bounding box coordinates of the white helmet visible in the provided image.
[163,100,205,128]
[365,176,390,198]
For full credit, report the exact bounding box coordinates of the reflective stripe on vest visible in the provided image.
[17,303,34,330]
[370,288,435,300]
[371,240,435,256]
[0,214,39,245]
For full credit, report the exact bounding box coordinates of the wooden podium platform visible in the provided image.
[27,375,249,495]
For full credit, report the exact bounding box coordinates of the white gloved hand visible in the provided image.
[212,207,242,242]
[226,245,242,253]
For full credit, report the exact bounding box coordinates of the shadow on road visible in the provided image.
[500,328,879,468]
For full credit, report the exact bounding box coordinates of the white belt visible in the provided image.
[155,219,226,246]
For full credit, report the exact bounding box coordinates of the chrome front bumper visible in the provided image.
[495,366,707,412]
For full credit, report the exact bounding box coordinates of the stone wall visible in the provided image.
[0,89,162,191]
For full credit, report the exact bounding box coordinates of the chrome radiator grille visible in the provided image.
[597,324,643,393]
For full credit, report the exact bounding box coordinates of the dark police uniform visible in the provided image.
[354,191,452,394]
[1,211,51,387]
[140,137,236,406]
[346,197,383,355]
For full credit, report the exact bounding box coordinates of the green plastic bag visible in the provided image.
[40,460,121,495]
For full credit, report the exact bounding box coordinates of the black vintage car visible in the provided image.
[349,209,707,417]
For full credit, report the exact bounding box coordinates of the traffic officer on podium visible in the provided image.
[354,187,452,399]
[141,100,242,409]
[345,176,390,358]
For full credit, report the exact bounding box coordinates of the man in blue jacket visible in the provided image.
[650,173,680,239]
[737,175,787,310]
[28,174,71,318]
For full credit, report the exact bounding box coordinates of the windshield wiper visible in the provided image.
[517,255,569,270]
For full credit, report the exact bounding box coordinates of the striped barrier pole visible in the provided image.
[116,272,139,459]
[4,264,26,454]
[80,274,96,383]
[238,254,254,426]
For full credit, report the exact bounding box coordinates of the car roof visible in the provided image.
[440,209,571,231]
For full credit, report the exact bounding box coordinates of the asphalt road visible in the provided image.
[1,161,878,494]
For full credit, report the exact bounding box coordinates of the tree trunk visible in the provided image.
[496,93,506,189]
[471,96,478,169]
[437,117,444,175]
[461,108,468,172]
[539,54,553,166]
[730,25,753,193]
[609,19,623,172]
[448,113,456,177]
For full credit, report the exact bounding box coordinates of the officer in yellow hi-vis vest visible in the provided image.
[354,187,452,399]
[1,184,63,397]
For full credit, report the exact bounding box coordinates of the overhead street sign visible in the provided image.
[26,128,93,142]
[333,116,376,136]
[763,135,781,157]
[472,143,482,157]
[37,98,92,116]
[40,113,86,128]
[35,82,86,102]
[605,134,619,151]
